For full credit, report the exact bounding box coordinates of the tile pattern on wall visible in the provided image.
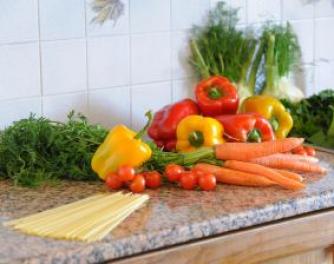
[0,0,333,129]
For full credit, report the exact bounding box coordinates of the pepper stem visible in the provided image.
[135,111,153,139]
[188,131,204,148]
[269,117,279,132]
[247,129,262,142]
[208,87,222,100]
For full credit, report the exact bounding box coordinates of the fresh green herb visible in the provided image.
[190,2,260,103]
[282,90,334,148]
[0,111,107,187]
[261,23,303,102]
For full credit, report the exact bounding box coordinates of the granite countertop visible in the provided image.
[1,150,334,264]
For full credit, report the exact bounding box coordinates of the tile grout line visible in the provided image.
[312,0,316,95]
[36,0,44,115]
[169,0,174,103]
[128,0,134,128]
[245,0,248,25]
[0,78,187,105]
[84,0,90,117]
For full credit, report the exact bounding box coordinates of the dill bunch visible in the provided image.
[0,111,108,187]
[190,1,260,103]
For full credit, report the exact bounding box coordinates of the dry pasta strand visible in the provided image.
[5,192,149,242]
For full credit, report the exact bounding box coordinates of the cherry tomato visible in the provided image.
[304,146,316,157]
[118,165,135,182]
[165,164,184,182]
[144,171,162,189]
[179,172,197,190]
[191,167,206,183]
[105,173,123,190]
[129,174,146,193]
[198,173,216,191]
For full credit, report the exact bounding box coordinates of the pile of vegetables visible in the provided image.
[0,1,330,192]
[190,2,304,104]
[92,74,326,193]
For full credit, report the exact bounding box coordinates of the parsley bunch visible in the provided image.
[0,111,107,187]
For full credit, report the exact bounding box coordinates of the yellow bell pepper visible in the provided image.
[240,95,293,139]
[91,125,152,180]
[176,115,224,152]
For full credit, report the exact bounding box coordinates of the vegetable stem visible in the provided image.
[265,33,277,92]
[248,40,264,92]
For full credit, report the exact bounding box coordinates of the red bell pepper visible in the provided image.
[215,113,275,142]
[148,99,199,151]
[195,76,239,116]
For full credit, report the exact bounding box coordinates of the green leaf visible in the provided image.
[327,106,334,137]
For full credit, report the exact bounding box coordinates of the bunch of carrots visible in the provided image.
[196,137,326,191]
[105,137,326,192]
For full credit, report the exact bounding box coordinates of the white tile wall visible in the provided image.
[0,0,334,129]
[171,0,210,30]
[88,36,130,89]
[41,39,87,95]
[131,33,171,84]
[314,61,334,93]
[315,18,334,61]
[290,20,314,64]
[282,0,314,21]
[130,0,170,33]
[315,0,334,18]
[43,92,88,121]
[39,0,85,40]
[0,0,39,44]
[171,31,193,79]
[88,86,131,128]
[131,82,172,130]
[0,98,41,130]
[172,78,196,102]
[0,43,40,101]
[247,0,281,24]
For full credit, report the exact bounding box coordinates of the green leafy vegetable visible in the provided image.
[261,23,304,102]
[0,111,108,187]
[282,90,334,148]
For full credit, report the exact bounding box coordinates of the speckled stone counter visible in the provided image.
[1,150,334,264]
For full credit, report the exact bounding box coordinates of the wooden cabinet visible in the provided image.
[112,209,334,264]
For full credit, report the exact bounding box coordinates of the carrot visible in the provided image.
[251,153,319,164]
[194,163,275,187]
[224,160,305,191]
[275,169,303,182]
[250,158,326,174]
[215,138,304,161]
